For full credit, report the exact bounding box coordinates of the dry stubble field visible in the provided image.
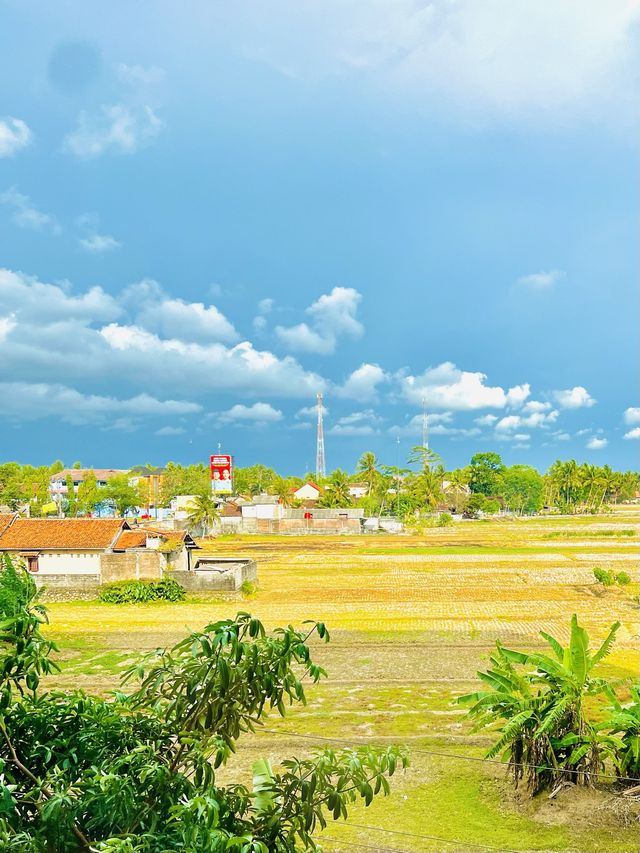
[45,509,640,852]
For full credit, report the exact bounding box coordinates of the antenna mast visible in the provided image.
[422,396,429,451]
[315,392,326,479]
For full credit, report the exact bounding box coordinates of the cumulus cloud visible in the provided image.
[219,402,283,424]
[587,436,608,449]
[523,400,552,413]
[276,286,363,354]
[495,410,559,431]
[623,407,640,425]
[505,384,531,407]
[0,269,325,401]
[623,427,640,440]
[475,414,498,426]
[155,425,186,436]
[0,118,31,157]
[553,386,596,409]
[337,363,387,402]
[328,410,382,436]
[124,279,238,343]
[0,382,200,426]
[64,104,162,158]
[401,362,526,410]
[0,188,60,233]
[296,403,328,419]
[517,270,563,290]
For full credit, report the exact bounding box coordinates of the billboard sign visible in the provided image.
[210,454,233,493]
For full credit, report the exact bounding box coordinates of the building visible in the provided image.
[48,468,128,497]
[239,495,284,521]
[348,482,369,500]
[292,482,323,501]
[129,466,166,516]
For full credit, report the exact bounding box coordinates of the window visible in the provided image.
[26,556,39,573]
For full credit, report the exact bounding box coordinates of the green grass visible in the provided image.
[543,529,637,539]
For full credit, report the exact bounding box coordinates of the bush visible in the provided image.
[436,512,453,527]
[482,499,501,514]
[593,567,632,587]
[240,580,258,598]
[98,578,186,604]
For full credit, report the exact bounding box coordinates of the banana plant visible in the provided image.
[601,685,640,779]
[457,615,621,794]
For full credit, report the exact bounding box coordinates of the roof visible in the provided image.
[113,526,198,550]
[129,466,166,476]
[49,469,128,483]
[0,518,127,551]
[293,481,322,493]
[113,530,148,549]
[0,513,18,537]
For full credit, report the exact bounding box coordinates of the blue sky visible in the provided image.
[0,1,638,474]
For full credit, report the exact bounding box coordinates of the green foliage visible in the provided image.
[0,574,406,851]
[318,470,352,508]
[436,512,453,527]
[240,580,258,599]
[186,493,220,535]
[603,685,640,779]
[102,475,144,516]
[98,579,186,604]
[457,615,622,794]
[469,452,505,496]
[593,568,632,587]
[501,465,544,515]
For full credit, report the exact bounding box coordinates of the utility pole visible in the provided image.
[315,392,326,479]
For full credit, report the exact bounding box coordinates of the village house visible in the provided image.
[292,481,323,501]
[0,515,256,594]
[347,482,369,500]
[48,468,128,497]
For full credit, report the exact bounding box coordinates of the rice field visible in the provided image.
[45,509,640,852]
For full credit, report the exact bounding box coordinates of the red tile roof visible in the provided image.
[0,513,18,537]
[0,518,127,551]
[113,530,148,549]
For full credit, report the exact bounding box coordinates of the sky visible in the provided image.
[0,0,638,475]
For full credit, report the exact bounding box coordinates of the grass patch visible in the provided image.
[544,529,637,539]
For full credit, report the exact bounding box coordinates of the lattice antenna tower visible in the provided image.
[422,396,429,452]
[315,392,326,479]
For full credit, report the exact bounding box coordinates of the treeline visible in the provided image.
[0,452,637,518]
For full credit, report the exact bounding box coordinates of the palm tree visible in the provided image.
[580,464,603,511]
[408,445,442,471]
[356,451,380,496]
[319,469,352,508]
[444,468,470,513]
[457,615,621,794]
[411,465,446,511]
[186,493,220,536]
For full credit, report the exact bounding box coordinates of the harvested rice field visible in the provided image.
[45,509,640,852]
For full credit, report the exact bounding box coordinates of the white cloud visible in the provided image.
[475,414,498,426]
[219,1,639,121]
[623,427,640,440]
[257,297,274,314]
[296,403,328,419]
[587,436,608,449]
[0,382,200,426]
[0,118,31,157]
[116,63,165,85]
[401,362,522,410]
[276,286,363,354]
[623,407,640,425]
[79,233,121,253]
[505,384,531,407]
[125,279,238,344]
[338,363,387,402]
[0,187,60,233]
[517,270,563,290]
[155,425,186,436]
[523,400,552,413]
[553,386,596,409]
[0,269,325,401]
[495,410,559,431]
[219,402,283,424]
[552,432,571,441]
[64,104,162,158]
[0,316,16,341]
[252,315,267,332]
[329,409,381,436]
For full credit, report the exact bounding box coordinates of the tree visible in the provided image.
[457,615,621,794]
[160,463,210,505]
[409,465,446,511]
[356,451,381,496]
[468,452,505,496]
[102,475,143,516]
[77,471,100,515]
[443,468,470,514]
[0,558,407,851]
[501,465,544,515]
[186,493,220,536]
[408,445,442,472]
[318,470,352,508]
[65,474,78,516]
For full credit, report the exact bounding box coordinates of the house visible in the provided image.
[0,515,198,591]
[49,468,128,497]
[239,494,284,521]
[292,482,323,502]
[347,482,369,500]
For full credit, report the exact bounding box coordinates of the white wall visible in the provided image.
[294,484,321,500]
[29,552,101,576]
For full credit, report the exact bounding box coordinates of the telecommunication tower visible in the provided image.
[422,396,429,451]
[315,392,326,479]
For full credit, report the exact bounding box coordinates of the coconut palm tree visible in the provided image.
[457,614,621,794]
[356,451,380,496]
[408,445,442,471]
[319,469,352,508]
[186,493,220,536]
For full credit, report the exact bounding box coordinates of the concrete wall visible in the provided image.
[100,550,164,583]
[172,558,257,592]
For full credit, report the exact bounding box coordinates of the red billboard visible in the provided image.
[210,454,233,493]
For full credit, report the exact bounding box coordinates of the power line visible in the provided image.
[255,727,640,786]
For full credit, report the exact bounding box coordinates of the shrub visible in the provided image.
[616,571,631,586]
[99,578,186,604]
[240,580,258,598]
[482,499,501,514]
[593,567,616,586]
[436,512,453,527]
